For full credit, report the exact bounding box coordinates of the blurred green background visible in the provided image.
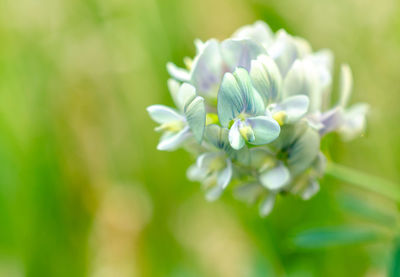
[0,0,400,276]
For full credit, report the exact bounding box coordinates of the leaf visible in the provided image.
[289,226,382,249]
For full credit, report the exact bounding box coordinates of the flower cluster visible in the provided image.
[147,21,368,216]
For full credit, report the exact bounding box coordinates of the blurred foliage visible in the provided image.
[0,0,399,276]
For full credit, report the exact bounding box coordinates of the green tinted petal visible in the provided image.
[339,64,353,107]
[250,55,282,103]
[220,39,266,71]
[288,126,320,176]
[204,124,230,151]
[259,193,276,217]
[157,127,191,151]
[301,180,320,200]
[167,62,190,82]
[247,116,280,145]
[176,83,196,111]
[184,95,206,142]
[232,21,274,47]
[276,95,309,123]
[190,39,223,96]
[147,105,184,124]
[339,103,369,141]
[218,68,265,126]
[282,60,321,112]
[228,120,245,150]
[260,162,290,190]
[217,159,232,189]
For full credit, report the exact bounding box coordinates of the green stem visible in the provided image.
[325,162,400,203]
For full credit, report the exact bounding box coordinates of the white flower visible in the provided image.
[148,20,369,216]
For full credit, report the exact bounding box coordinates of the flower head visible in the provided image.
[148,20,369,216]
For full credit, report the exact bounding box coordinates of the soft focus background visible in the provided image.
[0,0,400,276]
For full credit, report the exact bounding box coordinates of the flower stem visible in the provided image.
[325,162,400,203]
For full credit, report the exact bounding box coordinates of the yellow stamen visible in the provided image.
[273,111,287,126]
[184,57,193,70]
[155,120,184,132]
[239,125,255,142]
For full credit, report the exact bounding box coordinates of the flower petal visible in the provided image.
[184,95,206,142]
[268,30,310,77]
[218,68,265,127]
[276,95,310,123]
[167,79,182,109]
[287,126,320,176]
[232,21,274,47]
[205,186,224,201]
[247,116,280,145]
[250,55,282,104]
[229,120,245,150]
[204,124,230,151]
[175,83,196,111]
[234,183,264,204]
[190,39,224,97]
[339,103,369,141]
[196,152,219,171]
[147,105,184,124]
[260,162,290,190]
[187,164,207,181]
[220,39,266,71]
[157,126,191,151]
[339,64,353,108]
[217,159,232,189]
[318,107,343,136]
[301,180,320,200]
[282,60,323,112]
[259,193,276,217]
[167,62,190,82]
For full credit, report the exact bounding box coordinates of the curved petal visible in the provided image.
[232,21,274,47]
[147,105,184,124]
[196,152,219,171]
[250,55,282,104]
[301,180,320,200]
[234,182,264,204]
[184,96,206,142]
[287,126,320,176]
[229,120,245,150]
[282,60,322,112]
[175,82,196,111]
[205,186,224,201]
[187,164,207,181]
[318,107,343,135]
[259,193,276,217]
[339,103,369,141]
[157,126,191,151]
[190,39,224,97]
[167,62,190,82]
[260,162,290,190]
[167,79,182,109]
[220,39,266,71]
[247,116,280,145]
[217,159,232,189]
[339,64,353,108]
[217,68,265,127]
[277,95,310,123]
[268,30,310,77]
[204,124,231,151]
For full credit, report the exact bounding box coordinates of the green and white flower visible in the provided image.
[218,67,281,150]
[187,125,233,200]
[147,82,206,151]
[149,20,369,216]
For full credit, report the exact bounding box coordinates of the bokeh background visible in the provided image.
[1,0,400,276]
